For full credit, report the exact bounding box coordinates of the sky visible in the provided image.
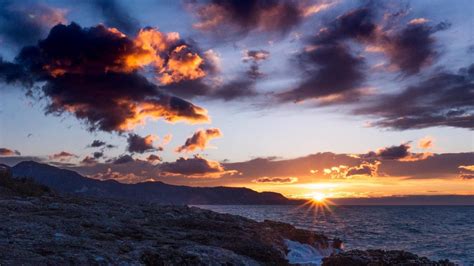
[0,0,473,200]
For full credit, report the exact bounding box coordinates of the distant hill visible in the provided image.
[11,161,293,205]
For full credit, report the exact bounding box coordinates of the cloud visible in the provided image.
[380,21,450,75]
[176,128,222,153]
[93,0,139,35]
[89,140,106,148]
[0,23,210,132]
[323,161,380,179]
[81,156,98,165]
[162,49,265,102]
[160,155,238,178]
[459,165,474,180]
[0,1,66,46]
[277,44,366,103]
[345,161,380,177]
[127,134,161,153]
[209,80,259,101]
[252,176,298,184]
[361,143,432,162]
[87,167,151,183]
[112,154,135,164]
[243,49,270,79]
[0,57,31,86]
[460,174,474,180]
[0,148,21,156]
[93,152,104,159]
[49,151,78,161]
[188,0,325,38]
[277,5,450,105]
[243,49,270,62]
[356,64,474,130]
[146,154,162,163]
[459,165,474,171]
[418,136,434,149]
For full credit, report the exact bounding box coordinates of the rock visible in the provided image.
[322,249,455,266]
[0,175,454,265]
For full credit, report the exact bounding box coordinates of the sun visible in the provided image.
[312,192,326,203]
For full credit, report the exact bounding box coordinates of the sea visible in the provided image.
[197,205,474,265]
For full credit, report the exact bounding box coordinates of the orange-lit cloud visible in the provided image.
[88,168,154,184]
[117,99,210,132]
[1,23,212,133]
[459,165,474,171]
[0,148,21,156]
[418,136,434,149]
[459,165,474,180]
[323,161,380,179]
[176,128,222,153]
[160,155,238,178]
[49,151,78,162]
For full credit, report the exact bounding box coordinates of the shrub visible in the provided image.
[0,164,51,197]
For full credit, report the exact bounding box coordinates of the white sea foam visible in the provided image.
[284,239,333,265]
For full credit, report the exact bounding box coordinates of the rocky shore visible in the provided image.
[0,166,454,265]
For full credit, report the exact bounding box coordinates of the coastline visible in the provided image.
[0,191,455,265]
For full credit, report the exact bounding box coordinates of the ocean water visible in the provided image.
[197,205,474,265]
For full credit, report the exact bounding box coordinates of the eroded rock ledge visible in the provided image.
[0,168,454,265]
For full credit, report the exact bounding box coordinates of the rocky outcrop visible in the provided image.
[0,165,454,265]
[322,250,454,266]
[0,186,329,264]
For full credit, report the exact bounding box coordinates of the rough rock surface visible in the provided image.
[322,249,454,266]
[0,166,331,265]
[0,165,454,265]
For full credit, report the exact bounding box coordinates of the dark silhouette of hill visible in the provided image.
[11,161,291,205]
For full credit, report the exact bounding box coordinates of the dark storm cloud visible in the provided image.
[146,154,162,163]
[363,143,411,160]
[277,5,450,104]
[93,0,139,34]
[314,7,377,44]
[277,44,366,103]
[382,21,451,75]
[210,80,259,101]
[0,1,66,47]
[0,57,30,85]
[0,23,209,132]
[127,134,161,154]
[112,154,135,164]
[0,148,21,156]
[360,143,432,162]
[160,155,237,178]
[189,0,311,37]
[356,65,474,130]
[93,151,104,159]
[89,140,106,148]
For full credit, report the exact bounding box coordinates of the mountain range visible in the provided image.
[10,161,293,205]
